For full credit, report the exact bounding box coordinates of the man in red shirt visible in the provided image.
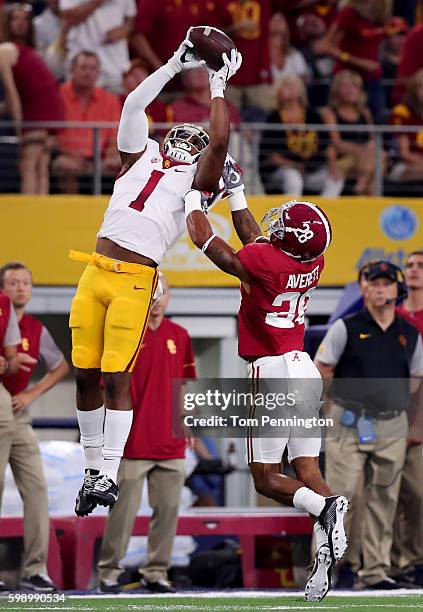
[54,50,122,193]
[184,185,348,602]
[168,67,240,126]
[131,0,217,73]
[97,274,196,593]
[393,251,423,585]
[0,290,38,592]
[0,262,69,593]
[213,0,285,111]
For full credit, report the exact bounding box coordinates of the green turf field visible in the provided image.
[2,595,423,612]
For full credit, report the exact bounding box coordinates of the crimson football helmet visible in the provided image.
[163,123,209,163]
[261,200,332,262]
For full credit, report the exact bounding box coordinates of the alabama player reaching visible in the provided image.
[69,31,242,516]
[184,191,348,602]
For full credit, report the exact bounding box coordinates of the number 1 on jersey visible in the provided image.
[129,170,165,212]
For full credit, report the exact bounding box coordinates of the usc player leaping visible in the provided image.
[69,32,242,516]
[184,191,349,602]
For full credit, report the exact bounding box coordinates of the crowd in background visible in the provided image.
[1,0,423,195]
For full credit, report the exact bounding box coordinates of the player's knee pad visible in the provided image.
[101,350,129,373]
[72,345,100,369]
[69,296,96,329]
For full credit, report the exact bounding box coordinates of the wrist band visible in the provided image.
[202,234,216,253]
[184,189,203,218]
[229,191,248,212]
[211,88,225,99]
[162,63,177,78]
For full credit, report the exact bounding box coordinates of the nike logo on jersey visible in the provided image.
[174,168,187,173]
[133,286,146,291]
[359,333,372,340]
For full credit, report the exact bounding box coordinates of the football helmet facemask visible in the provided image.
[261,200,332,262]
[163,123,209,163]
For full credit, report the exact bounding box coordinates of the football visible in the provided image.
[189,26,237,72]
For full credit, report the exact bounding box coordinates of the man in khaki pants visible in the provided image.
[98,275,196,593]
[316,261,423,589]
[0,289,36,591]
[0,262,69,592]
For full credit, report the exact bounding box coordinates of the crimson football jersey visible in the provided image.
[237,243,324,360]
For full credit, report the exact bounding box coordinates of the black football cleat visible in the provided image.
[90,474,119,508]
[319,495,349,561]
[305,544,333,602]
[75,469,99,517]
[20,574,57,592]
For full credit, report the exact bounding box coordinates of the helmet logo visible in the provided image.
[285,221,321,244]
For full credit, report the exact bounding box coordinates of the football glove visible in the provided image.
[164,29,206,77]
[222,154,244,198]
[208,49,242,98]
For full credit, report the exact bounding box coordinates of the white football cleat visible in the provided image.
[319,495,349,561]
[305,544,333,602]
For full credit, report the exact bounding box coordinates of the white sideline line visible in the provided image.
[66,589,423,598]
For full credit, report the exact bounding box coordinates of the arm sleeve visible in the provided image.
[410,334,423,377]
[3,306,21,347]
[183,334,197,380]
[117,66,172,153]
[315,319,348,366]
[39,326,65,371]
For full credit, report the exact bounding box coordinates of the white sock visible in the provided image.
[314,521,329,549]
[76,406,105,472]
[101,409,133,482]
[293,486,326,517]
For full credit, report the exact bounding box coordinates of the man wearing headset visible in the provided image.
[315,260,423,590]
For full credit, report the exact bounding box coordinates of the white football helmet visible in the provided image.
[163,123,209,163]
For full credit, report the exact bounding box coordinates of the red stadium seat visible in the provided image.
[0,518,64,589]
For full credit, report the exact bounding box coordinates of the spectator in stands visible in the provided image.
[211,1,286,113]
[34,0,67,80]
[315,260,423,589]
[281,0,338,48]
[392,251,423,587]
[390,69,423,183]
[269,12,309,83]
[259,74,344,196]
[53,50,121,194]
[59,0,136,94]
[381,16,409,102]
[168,67,240,126]
[0,261,68,593]
[0,3,64,194]
[131,0,218,78]
[315,0,392,122]
[321,70,377,195]
[394,23,423,105]
[97,274,196,594]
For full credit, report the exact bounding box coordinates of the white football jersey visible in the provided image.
[98,139,198,264]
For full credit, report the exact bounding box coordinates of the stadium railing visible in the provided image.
[0,121,422,197]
